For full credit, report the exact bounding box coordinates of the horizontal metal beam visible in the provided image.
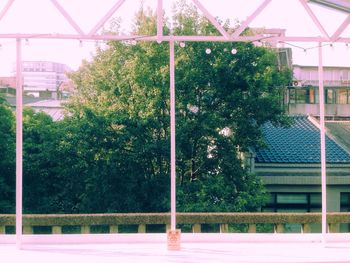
[0,1,348,44]
[0,0,347,45]
[0,33,345,43]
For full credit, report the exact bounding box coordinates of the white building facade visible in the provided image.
[22,61,71,98]
[287,65,350,118]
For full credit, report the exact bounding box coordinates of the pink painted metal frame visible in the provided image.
[15,38,22,248]
[318,43,327,238]
[0,0,347,247]
[169,39,176,231]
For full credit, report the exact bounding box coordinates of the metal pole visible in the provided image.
[157,0,163,43]
[318,42,327,240]
[169,40,176,231]
[15,38,23,248]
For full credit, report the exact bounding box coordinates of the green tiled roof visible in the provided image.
[255,116,350,164]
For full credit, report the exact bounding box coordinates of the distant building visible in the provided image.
[0,76,16,95]
[286,65,350,118]
[0,76,16,88]
[253,115,350,232]
[21,61,72,99]
[5,96,65,121]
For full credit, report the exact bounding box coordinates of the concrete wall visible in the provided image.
[288,103,350,117]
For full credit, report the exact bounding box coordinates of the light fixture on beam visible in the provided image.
[179,42,186,48]
[205,48,211,54]
[231,48,237,55]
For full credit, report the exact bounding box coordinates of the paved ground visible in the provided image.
[1,241,350,263]
[1,234,350,263]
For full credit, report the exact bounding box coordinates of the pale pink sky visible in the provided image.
[0,0,349,76]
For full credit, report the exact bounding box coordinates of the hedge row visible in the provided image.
[1,212,350,226]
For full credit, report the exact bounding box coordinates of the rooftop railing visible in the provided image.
[1,212,350,235]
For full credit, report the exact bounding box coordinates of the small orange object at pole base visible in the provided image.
[167,229,181,251]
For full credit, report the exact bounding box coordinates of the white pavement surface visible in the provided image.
[1,241,350,263]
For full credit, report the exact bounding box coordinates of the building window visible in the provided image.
[289,88,350,104]
[340,193,350,232]
[295,89,307,103]
[263,193,321,212]
[288,87,317,104]
[277,193,308,204]
[336,89,348,104]
[341,193,350,212]
[289,89,296,104]
[326,89,335,104]
[307,88,316,104]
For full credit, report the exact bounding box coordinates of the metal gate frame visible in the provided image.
[0,0,349,247]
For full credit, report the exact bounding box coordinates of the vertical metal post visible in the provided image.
[318,42,327,240]
[169,40,176,231]
[157,0,163,43]
[15,38,23,248]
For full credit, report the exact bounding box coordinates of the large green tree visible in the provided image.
[22,108,63,213]
[0,95,15,213]
[66,3,291,213]
[172,4,291,211]
[0,4,291,215]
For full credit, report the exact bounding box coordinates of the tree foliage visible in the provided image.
[1,2,291,214]
[65,3,291,213]
[0,95,15,213]
[22,108,62,213]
